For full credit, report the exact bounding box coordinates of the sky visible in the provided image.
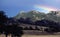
[0,0,60,17]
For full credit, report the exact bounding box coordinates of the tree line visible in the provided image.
[17,16,60,33]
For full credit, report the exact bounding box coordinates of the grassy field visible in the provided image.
[22,35,60,37]
[0,34,60,37]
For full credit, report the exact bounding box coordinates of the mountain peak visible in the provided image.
[14,10,60,22]
[28,10,40,14]
[14,10,46,20]
[19,11,25,14]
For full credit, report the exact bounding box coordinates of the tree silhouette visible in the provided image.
[24,27,29,30]
[35,19,60,33]
[0,11,8,37]
[29,26,33,30]
[25,18,32,24]
[8,20,23,37]
[0,11,24,37]
[12,27,23,37]
[44,28,55,34]
[18,17,25,23]
[35,26,39,30]
[4,26,10,37]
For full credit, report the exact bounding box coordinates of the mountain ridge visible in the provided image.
[14,10,60,22]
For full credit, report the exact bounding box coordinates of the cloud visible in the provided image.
[34,5,60,14]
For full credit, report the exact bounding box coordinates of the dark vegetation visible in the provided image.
[0,11,23,37]
[0,11,60,37]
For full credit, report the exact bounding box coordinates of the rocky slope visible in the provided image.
[14,10,60,22]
